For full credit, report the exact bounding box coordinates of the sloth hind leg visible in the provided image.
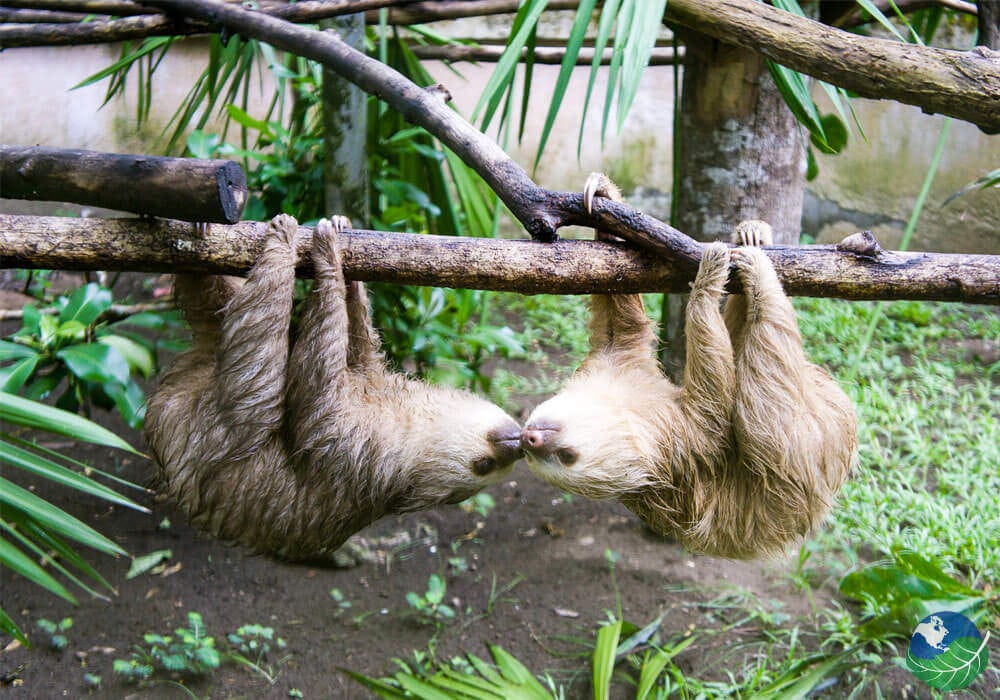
[346,280,384,372]
[208,215,298,451]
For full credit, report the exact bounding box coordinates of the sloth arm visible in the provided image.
[285,217,353,454]
[209,215,298,450]
[678,243,737,444]
[729,246,812,464]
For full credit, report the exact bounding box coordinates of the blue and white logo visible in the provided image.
[906,611,989,691]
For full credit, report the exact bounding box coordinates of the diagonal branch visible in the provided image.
[2,216,997,304]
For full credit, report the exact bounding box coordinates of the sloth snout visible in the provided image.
[487,425,524,467]
[521,421,562,458]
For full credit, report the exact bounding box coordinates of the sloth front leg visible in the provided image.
[679,242,736,441]
[211,213,299,452]
[285,216,353,454]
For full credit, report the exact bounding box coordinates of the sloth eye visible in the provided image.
[556,448,579,466]
[471,456,497,476]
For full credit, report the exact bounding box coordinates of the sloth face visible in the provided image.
[521,371,658,499]
[401,389,522,505]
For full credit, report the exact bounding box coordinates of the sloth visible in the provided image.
[521,174,856,558]
[144,214,523,560]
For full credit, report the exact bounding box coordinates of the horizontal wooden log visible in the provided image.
[1,215,997,304]
[0,146,247,224]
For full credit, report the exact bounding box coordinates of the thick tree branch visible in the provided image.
[1,216,997,305]
[663,0,1000,133]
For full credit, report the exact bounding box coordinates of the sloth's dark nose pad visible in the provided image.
[487,425,524,468]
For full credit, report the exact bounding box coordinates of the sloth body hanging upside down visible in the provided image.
[144,215,522,560]
[521,174,857,559]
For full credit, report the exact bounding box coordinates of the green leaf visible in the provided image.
[226,103,272,133]
[489,644,551,695]
[0,340,37,362]
[534,0,596,169]
[943,167,1000,206]
[0,476,127,556]
[0,391,140,453]
[426,574,446,604]
[0,533,75,604]
[472,0,549,130]
[338,669,409,699]
[616,0,667,131]
[58,283,112,326]
[906,633,990,691]
[57,343,131,386]
[71,36,174,91]
[126,549,172,579]
[98,334,154,378]
[0,605,29,647]
[810,114,848,155]
[592,619,622,700]
[578,0,621,157]
[0,356,40,393]
[104,382,146,430]
[0,440,147,513]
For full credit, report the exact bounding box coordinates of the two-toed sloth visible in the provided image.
[521,174,856,558]
[144,214,522,560]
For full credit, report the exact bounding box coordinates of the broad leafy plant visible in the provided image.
[0,391,147,645]
[0,283,167,429]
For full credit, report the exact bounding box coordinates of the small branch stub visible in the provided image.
[0,146,248,224]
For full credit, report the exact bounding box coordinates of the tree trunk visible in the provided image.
[322,12,370,223]
[663,30,805,378]
[979,1,1000,50]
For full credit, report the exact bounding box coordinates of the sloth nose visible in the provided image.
[487,425,524,467]
[521,421,562,458]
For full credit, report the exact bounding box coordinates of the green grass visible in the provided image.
[795,299,1000,584]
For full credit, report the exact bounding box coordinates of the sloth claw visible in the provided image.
[313,217,344,271]
[268,213,299,249]
[582,172,621,214]
[733,219,773,247]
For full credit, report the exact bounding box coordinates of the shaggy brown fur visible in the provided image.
[521,174,856,558]
[144,214,522,560]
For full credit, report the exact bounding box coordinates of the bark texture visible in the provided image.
[321,12,369,223]
[2,215,997,304]
[0,146,247,223]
